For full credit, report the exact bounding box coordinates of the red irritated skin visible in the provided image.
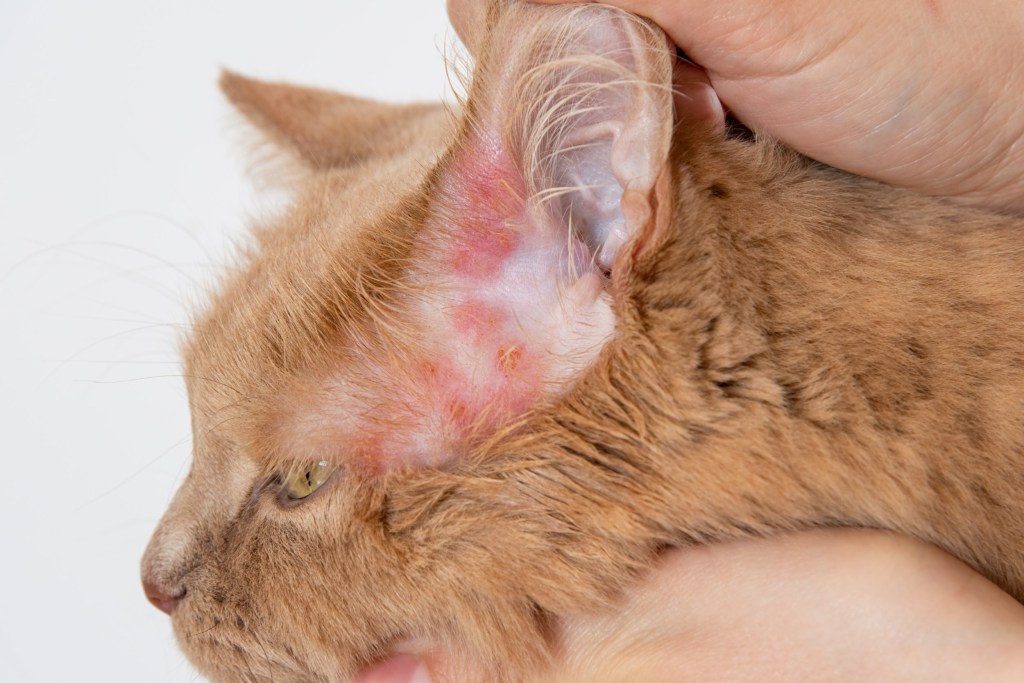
[441,133,525,280]
[271,132,615,474]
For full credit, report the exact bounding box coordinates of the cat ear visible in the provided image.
[220,71,444,169]
[446,0,492,56]
[439,3,675,271]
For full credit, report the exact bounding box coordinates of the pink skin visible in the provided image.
[401,132,612,446]
[274,133,613,474]
[441,135,526,280]
[339,133,620,683]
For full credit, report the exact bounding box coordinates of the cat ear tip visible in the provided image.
[219,68,253,94]
[218,67,241,85]
[218,69,251,104]
[218,70,277,115]
[218,70,280,107]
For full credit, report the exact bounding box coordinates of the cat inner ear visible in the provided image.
[220,70,445,169]
[440,3,674,272]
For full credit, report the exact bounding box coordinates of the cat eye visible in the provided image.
[281,460,335,501]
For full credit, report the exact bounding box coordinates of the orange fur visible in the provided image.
[143,2,1024,681]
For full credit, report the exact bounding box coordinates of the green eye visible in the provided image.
[282,460,335,500]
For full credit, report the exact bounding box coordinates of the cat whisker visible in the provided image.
[238,648,260,683]
[76,374,189,385]
[44,324,183,384]
[36,311,193,328]
[72,430,193,513]
[34,359,181,365]
[3,239,208,292]
[252,631,277,683]
[186,621,221,638]
[440,29,471,110]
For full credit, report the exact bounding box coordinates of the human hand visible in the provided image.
[528,0,1024,211]
[357,530,1024,681]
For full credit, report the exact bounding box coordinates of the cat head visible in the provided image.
[142,2,746,680]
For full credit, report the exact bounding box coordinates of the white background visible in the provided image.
[0,2,452,681]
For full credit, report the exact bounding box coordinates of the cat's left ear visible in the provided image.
[220,71,445,169]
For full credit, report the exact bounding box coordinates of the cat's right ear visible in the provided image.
[220,71,444,170]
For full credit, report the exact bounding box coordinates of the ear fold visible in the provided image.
[220,71,444,169]
[443,3,675,271]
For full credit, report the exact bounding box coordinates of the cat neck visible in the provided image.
[602,134,1024,593]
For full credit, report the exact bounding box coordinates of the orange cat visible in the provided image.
[142,2,1024,681]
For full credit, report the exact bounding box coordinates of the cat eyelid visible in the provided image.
[277,460,337,508]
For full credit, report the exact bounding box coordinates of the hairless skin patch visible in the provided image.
[272,133,615,474]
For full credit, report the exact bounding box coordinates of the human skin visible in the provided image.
[534,531,1024,682]
[530,0,1024,211]
[359,531,1024,682]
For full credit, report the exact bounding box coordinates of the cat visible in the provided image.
[141,1,1024,681]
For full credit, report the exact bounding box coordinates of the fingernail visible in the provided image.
[672,60,727,130]
[675,80,726,130]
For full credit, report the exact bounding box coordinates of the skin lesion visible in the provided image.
[445,221,523,280]
[449,299,508,343]
[497,345,524,374]
[433,138,529,281]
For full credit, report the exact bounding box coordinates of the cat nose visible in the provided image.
[142,574,185,615]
